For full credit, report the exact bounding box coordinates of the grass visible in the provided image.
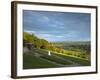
[23,48,90,69]
[41,54,72,65]
[23,53,59,69]
[55,53,90,66]
[35,49,72,65]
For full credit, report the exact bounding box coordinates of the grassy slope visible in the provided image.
[35,49,72,65]
[52,41,91,61]
[23,51,72,69]
[23,48,90,69]
[55,53,90,66]
[41,54,71,65]
[23,53,59,69]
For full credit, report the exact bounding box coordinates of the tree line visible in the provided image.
[23,32,63,53]
[23,32,90,60]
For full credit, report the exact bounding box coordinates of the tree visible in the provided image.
[23,32,65,54]
[23,32,34,43]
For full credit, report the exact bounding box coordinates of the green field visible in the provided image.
[54,54,90,66]
[23,53,59,69]
[52,41,91,60]
[23,48,72,69]
[23,47,90,69]
[23,32,91,69]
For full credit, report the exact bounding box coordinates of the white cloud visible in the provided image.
[55,35,64,38]
[24,30,36,34]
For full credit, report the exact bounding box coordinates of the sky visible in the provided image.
[23,10,91,42]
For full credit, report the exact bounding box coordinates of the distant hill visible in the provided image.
[52,41,90,45]
[23,32,90,60]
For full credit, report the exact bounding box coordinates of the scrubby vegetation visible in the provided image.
[23,32,64,55]
[23,32,90,60]
[23,32,91,69]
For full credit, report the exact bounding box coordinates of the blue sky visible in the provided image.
[23,10,91,42]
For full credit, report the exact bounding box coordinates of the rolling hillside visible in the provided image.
[23,48,90,69]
